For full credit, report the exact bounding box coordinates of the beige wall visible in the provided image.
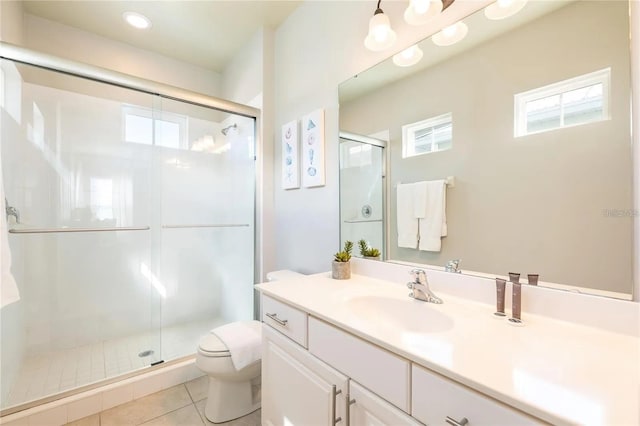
[0,1,24,44]
[340,1,633,294]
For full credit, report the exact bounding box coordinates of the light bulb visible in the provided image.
[364,11,397,51]
[497,0,513,7]
[432,21,468,46]
[411,0,431,15]
[442,24,458,37]
[484,0,528,20]
[392,45,423,67]
[404,0,443,26]
[374,25,388,42]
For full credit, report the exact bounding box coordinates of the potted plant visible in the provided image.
[332,240,353,280]
[358,239,381,260]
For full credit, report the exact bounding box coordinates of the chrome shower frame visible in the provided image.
[0,41,262,417]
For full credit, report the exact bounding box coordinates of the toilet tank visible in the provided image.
[266,270,305,282]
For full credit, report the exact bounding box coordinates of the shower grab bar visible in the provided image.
[343,219,383,223]
[161,224,250,229]
[8,226,150,234]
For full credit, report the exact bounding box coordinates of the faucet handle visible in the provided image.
[410,268,427,283]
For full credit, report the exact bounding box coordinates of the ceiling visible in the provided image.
[22,1,302,73]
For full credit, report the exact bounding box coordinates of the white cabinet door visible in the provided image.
[308,317,410,412]
[349,381,423,426]
[262,326,348,426]
[412,364,542,426]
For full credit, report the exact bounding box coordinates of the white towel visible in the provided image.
[396,183,419,248]
[417,180,447,252]
[211,320,261,370]
[0,163,19,309]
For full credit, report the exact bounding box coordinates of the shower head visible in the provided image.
[221,123,237,136]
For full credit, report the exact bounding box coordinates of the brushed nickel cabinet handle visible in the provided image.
[265,312,288,327]
[332,385,343,425]
[445,416,469,426]
[345,394,356,425]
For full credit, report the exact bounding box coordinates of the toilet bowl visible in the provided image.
[196,320,262,423]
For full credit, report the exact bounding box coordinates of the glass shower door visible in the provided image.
[0,60,161,408]
[153,97,256,362]
[339,136,385,258]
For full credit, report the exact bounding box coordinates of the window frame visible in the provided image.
[402,112,453,158]
[121,105,188,149]
[514,68,611,138]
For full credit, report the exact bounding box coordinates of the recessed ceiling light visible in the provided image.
[123,12,152,30]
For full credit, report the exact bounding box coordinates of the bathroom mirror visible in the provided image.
[339,0,634,299]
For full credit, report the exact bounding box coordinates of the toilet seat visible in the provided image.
[198,334,230,358]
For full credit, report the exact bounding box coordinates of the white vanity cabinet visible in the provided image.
[261,294,544,426]
[412,364,542,426]
[262,316,348,426]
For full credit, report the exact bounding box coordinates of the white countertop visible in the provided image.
[255,273,640,426]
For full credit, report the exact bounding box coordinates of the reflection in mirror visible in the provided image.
[339,0,634,299]
[339,132,386,260]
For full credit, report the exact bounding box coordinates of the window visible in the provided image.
[402,113,452,158]
[514,68,610,137]
[122,106,187,149]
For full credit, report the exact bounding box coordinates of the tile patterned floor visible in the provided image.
[6,320,225,409]
[65,376,261,426]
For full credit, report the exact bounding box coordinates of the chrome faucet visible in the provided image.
[5,198,19,224]
[407,269,443,304]
[445,259,461,273]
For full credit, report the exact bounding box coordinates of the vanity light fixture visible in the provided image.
[484,0,528,20]
[404,0,443,25]
[393,45,424,67]
[123,11,152,30]
[432,21,468,46]
[364,0,397,52]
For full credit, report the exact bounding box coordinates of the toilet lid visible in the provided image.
[198,334,230,356]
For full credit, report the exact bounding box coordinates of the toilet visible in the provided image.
[196,320,262,423]
[196,270,305,423]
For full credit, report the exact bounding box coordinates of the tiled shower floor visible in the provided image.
[5,319,225,409]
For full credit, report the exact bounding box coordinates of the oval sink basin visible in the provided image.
[345,296,454,334]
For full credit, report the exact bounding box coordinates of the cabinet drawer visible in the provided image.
[308,317,410,413]
[412,364,543,426]
[262,295,308,347]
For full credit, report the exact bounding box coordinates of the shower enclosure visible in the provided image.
[339,132,385,258]
[0,45,257,413]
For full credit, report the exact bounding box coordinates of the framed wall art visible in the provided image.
[301,109,325,188]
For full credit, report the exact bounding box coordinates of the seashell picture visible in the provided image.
[301,109,325,187]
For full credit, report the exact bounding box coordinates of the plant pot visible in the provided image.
[332,261,351,280]
[363,256,381,261]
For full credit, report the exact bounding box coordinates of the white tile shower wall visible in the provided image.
[0,359,204,426]
[351,258,640,336]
